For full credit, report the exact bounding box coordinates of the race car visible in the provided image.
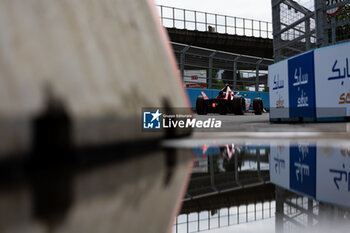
[196,84,263,115]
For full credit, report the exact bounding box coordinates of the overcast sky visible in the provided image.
[153,0,272,22]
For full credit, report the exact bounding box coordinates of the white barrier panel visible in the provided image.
[317,146,350,208]
[270,143,290,189]
[268,60,289,118]
[315,43,350,117]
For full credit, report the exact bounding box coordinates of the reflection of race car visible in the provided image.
[196,85,263,115]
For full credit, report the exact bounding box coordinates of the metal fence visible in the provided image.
[173,201,276,233]
[272,0,350,61]
[315,0,350,47]
[272,0,317,61]
[171,42,274,91]
[157,5,273,39]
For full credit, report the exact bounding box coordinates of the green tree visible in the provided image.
[209,69,225,89]
[236,72,249,91]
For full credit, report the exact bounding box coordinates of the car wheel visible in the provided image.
[233,97,244,115]
[196,96,207,115]
[253,98,263,115]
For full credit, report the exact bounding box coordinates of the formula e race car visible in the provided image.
[196,85,263,115]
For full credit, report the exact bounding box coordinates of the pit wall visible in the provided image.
[186,88,269,111]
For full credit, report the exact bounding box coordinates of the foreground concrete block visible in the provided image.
[0,0,190,158]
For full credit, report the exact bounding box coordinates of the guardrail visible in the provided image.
[171,42,274,91]
[157,5,273,39]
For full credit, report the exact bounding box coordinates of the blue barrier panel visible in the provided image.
[186,88,270,110]
[193,146,221,156]
[288,51,316,118]
[290,145,317,198]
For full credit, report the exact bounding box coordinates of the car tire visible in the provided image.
[196,96,207,115]
[233,97,244,115]
[253,98,263,115]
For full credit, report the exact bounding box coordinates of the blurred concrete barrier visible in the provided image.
[0,0,190,159]
[0,1,192,233]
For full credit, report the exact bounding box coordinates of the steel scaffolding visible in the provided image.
[272,0,350,61]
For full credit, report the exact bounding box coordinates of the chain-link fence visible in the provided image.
[171,42,274,91]
[272,0,350,61]
[157,5,273,39]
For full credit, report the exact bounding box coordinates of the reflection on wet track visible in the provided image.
[167,139,350,233]
[174,145,274,233]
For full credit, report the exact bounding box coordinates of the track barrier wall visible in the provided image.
[269,41,350,122]
[186,88,269,111]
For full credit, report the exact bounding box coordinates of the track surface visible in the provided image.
[184,113,350,146]
[194,112,349,133]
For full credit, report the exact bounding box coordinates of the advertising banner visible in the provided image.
[192,155,208,173]
[288,51,316,118]
[314,43,350,117]
[269,60,289,118]
[184,70,207,88]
